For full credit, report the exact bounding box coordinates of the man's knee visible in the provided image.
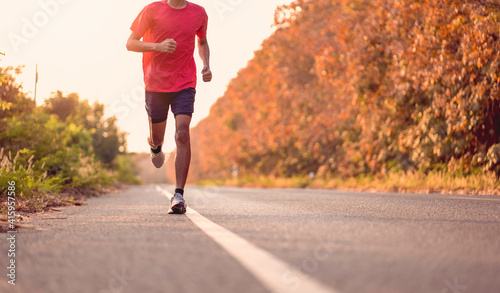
[175,126,190,145]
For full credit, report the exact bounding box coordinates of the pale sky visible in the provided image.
[0,0,294,152]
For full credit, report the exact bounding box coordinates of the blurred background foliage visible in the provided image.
[188,0,500,183]
[0,66,140,213]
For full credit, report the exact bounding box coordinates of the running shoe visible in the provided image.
[169,193,187,214]
[148,137,165,169]
[150,149,165,168]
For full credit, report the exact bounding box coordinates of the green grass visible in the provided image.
[0,149,139,214]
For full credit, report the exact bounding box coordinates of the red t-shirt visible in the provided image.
[131,1,208,92]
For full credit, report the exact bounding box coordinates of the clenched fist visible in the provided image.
[202,66,212,82]
[155,39,177,54]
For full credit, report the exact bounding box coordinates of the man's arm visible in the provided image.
[198,37,212,82]
[126,32,177,53]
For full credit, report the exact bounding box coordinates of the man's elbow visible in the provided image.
[198,37,208,47]
[126,36,140,52]
[126,39,134,51]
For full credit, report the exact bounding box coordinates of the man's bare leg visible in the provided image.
[148,117,167,149]
[174,114,192,190]
[148,117,167,168]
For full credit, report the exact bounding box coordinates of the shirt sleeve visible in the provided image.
[130,5,153,37]
[196,9,208,39]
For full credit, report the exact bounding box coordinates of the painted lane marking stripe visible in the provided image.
[155,185,339,293]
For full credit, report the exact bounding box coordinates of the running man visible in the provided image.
[126,0,212,214]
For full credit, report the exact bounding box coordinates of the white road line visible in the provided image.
[155,185,340,293]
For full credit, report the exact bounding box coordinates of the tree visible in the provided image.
[189,0,500,181]
[0,66,35,122]
[43,92,127,166]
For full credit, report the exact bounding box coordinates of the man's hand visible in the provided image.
[202,66,212,82]
[155,39,177,54]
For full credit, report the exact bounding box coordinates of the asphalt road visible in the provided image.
[1,185,500,293]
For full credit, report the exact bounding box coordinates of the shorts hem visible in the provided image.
[174,112,194,117]
[150,117,168,123]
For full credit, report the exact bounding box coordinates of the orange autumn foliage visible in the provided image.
[189,0,500,181]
